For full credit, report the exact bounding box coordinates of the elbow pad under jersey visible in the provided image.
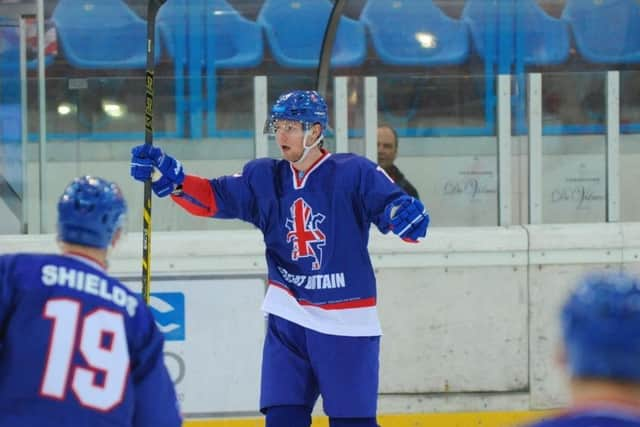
[171,175,218,217]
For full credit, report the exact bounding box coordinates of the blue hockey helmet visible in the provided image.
[561,271,640,381]
[264,90,329,134]
[57,176,127,249]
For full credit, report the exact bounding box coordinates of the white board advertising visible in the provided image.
[123,276,266,416]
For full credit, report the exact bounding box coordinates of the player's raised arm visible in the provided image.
[130,144,217,215]
[130,143,263,223]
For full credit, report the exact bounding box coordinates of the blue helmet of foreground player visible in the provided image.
[561,272,640,381]
[57,176,127,249]
[264,90,328,134]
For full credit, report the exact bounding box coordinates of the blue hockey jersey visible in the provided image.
[172,151,405,336]
[0,252,182,427]
[526,407,640,427]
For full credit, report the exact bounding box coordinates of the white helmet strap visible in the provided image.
[292,130,323,167]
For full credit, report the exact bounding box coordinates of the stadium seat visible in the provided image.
[562,0,640,64]
[0,24,21,105]
[52,0,161,69]
[203,0,263,136]
[0,24,21,73]
[158,0,263,138]
[159,0,262,69]
[157,0,188,66]
[258,0,366,68]
[515,0,570,66]
[512,0,569,135]
[461,0,499,64]
[204,0,263,69]
[360,0,469,66]
[463,0,569,67]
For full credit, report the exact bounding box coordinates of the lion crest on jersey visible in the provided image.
[285,197,326,270]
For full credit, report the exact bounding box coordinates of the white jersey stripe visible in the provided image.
[261,283,382,337]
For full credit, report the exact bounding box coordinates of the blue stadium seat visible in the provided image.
[203,0,263,137]
[258,0,366,68]
[461,0,499,64]
[0,24,22,74]
[463,0,569,67]
[159,0,263,69]
[360,0,469,66]
[460,0,499,135]
[156,0,189,137]
[511,1,570,135]
[157,0,188,66]
[158,0,263,138]
[52,0,161,69]
[562,0,640,64]
[0,24,22,106]
[516,0,570,66]
[204,0,263,69]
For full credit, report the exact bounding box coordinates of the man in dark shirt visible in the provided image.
[377,125,419,199]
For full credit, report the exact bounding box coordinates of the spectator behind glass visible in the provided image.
[377,125,419,199]
[523,272,640,427]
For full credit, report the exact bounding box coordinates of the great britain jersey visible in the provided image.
[172,150,405,336]
[0,253,181,427]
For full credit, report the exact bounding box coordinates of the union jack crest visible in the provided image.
[285,197,326,270]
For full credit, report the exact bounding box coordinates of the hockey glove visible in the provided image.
[131,144,184,183]
[148,169,176,198]
[131,144,185,198]
[384,195,429,243]
[130,150,154,181]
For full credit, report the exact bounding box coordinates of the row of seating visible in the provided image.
[48,0,640,71]
[3,0,638,140]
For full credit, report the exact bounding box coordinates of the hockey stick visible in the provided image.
[142,0,166,305]
[315,0,346,96]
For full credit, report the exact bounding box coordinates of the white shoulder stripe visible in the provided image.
[376,165,395,183]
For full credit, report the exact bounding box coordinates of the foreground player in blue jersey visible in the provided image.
[0,176,182,427]
[130,90,429,427]
[524,272,640,427]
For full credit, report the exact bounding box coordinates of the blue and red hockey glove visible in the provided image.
[130,144,184,197]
